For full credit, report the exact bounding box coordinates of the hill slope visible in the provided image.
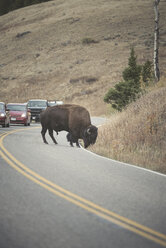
[0,0,166,114]
[89,79,166,174]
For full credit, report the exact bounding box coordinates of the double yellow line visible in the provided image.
[0,128,166,247]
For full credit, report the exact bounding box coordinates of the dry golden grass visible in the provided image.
[89,78,166,174]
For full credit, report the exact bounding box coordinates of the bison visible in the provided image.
[40,104,98,148]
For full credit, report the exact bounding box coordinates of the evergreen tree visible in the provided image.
[142,60,153,85]
[13,0,24,9]
[104,48,142,111]
[122,47,142,85]
[0,0,11,15]
[0,0,52,15]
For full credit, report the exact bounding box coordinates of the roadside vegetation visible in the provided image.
[104,48,153,111]
[89,78,166,174]
[89,48,166,174]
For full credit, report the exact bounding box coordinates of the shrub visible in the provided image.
[104,80,141,111]
[122,47,142,83]
[104,48,142,111]
[82,37,98,45]
[142,60,154,85]
[0,0,52,16]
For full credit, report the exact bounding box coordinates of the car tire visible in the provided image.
[2,120,7,127]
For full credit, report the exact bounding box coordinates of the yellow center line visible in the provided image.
[0,128,166,247]
[0,131,7,137]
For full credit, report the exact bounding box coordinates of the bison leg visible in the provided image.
[72,134,80,148]
[70,141,74,147]
[76,140,80,148]
[66,132,80,148]
[49,129,58,144]
[69,139,74,147]
[66,133,73,147]
[41,127,48,144]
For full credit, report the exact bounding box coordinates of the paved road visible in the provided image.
[0,119,166,248]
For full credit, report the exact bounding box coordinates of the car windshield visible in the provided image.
[0,104,4,111]
[28,101,47,108]
[7,105,26,111]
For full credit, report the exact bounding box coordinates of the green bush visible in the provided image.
[142,60,154,85]
[122,47,142,83]
[82,37,98,45]
[104,80,141,111]
[104,48,143,111]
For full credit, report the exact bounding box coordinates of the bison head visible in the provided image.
[83,125,98,148]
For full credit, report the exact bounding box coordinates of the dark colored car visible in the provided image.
[27,99,48,122]
[7,103,31,126]
[0,102,10,127]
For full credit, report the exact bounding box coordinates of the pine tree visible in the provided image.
[0,0,52,15]
[0,0,11,15]
[104,48,142,111]
[142,60,153,85]
[123,47,142,85]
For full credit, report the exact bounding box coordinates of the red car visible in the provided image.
[0,102,10,127]
[7,103,31,126]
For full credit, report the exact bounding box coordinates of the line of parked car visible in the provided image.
[0,102,31,127]
[0,99,63,128]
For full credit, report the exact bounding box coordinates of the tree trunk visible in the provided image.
[154,0,160,82]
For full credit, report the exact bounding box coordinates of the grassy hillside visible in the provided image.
[0,0,166,115]
[89,78,166,174]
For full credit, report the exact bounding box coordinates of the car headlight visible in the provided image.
[21,113,26,117]
[0,113,5,117]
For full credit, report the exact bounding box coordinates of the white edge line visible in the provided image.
[81,145,166,178]
[80,121,166,178]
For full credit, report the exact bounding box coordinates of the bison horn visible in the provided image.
[87,127,91,135]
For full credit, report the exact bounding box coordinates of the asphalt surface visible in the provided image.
[0,118,166,248]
